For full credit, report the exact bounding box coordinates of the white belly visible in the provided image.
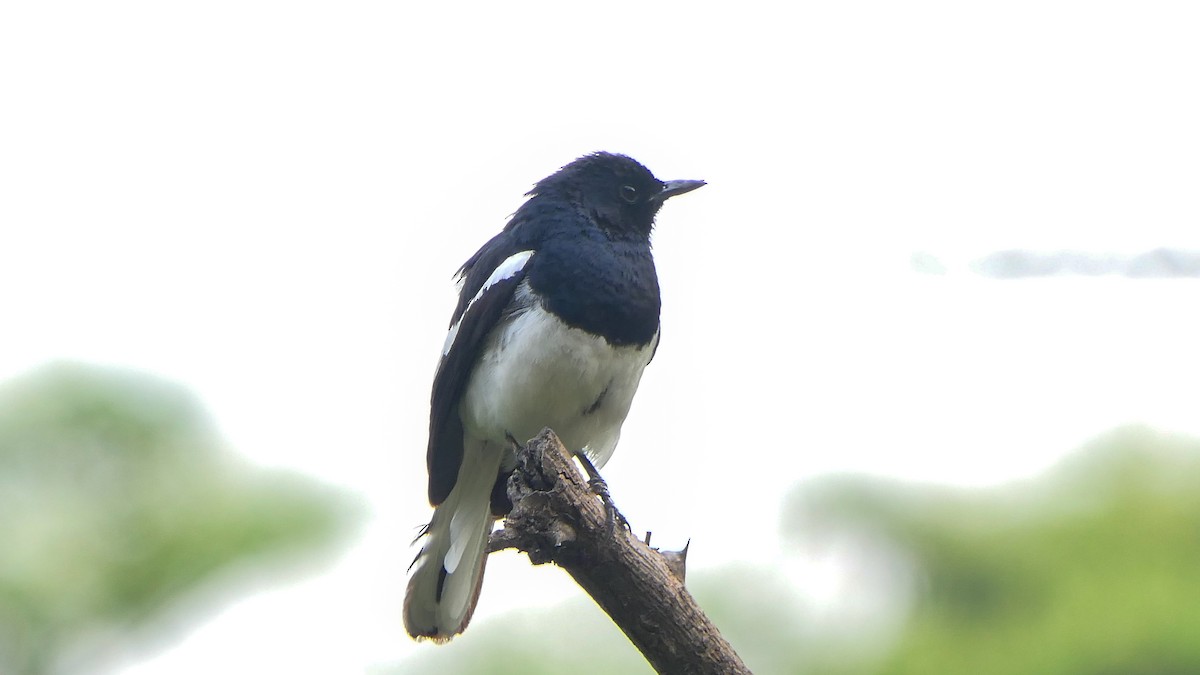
[458,303,657,467]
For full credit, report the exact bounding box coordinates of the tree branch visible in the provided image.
[488,429,752,675]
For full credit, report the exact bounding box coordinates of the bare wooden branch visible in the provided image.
[488,429,752,675]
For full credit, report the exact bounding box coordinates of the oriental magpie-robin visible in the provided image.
[404,152,704,642]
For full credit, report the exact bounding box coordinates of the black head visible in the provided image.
[529,152,705,238]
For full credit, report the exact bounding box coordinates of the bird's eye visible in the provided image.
[620,185,638,203]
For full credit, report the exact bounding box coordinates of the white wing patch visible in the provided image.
[442,250,534,357]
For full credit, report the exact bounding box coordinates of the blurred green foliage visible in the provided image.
[397,426,1200,675]
[0,363,359,675]
[788,425,1200,675]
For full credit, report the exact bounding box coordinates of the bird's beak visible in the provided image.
[651,179,706,202]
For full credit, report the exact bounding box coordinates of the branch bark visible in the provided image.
[488,429,752,675]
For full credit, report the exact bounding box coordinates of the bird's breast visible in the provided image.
[458,299,656,466]
[526,238,661,347]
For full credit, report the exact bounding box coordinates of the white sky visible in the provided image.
[2,1,1199,673]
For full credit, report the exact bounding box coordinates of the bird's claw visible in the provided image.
[504,432,524,453]
[576,453,630,536]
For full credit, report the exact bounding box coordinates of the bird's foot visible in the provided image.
[504,432,525,453]
[574,451,630,536]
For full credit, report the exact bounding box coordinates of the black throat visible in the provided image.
[526,235,661,347]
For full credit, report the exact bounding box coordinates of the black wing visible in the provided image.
[426,241,534,505]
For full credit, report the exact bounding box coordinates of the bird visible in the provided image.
[403,151,705,642]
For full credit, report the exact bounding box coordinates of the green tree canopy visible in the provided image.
[787,425,1200,675]
[0,363,359,674]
